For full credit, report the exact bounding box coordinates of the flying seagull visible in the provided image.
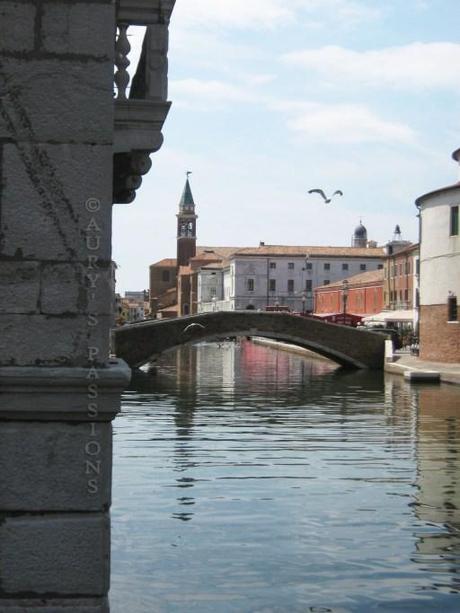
[182,322,205,335]
[308,189,343,204]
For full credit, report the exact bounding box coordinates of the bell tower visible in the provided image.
[177,172,198,267]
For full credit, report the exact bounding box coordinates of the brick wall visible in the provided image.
[420,304,460,362]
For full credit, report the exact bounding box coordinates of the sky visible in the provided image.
[112,0,460,293]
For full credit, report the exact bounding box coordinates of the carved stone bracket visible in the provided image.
[113,0,176,204]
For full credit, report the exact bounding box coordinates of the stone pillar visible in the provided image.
[0,1,130,610]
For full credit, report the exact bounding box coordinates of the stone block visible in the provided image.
[0,597,109,612]
[0,144,112,261]
[0,514,110,595]
[0,314,111,367]
[40,263,113,315]
[0,57,113,143]
[41,2,114,58]
[0,2,36,53]
[0,421,112,511]
[0,262,40,314]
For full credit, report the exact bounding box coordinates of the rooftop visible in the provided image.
[316,268,384,290]
[232,245,385,258]
[151,257,177,268]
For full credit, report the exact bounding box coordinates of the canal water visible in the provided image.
[110,340,460,613]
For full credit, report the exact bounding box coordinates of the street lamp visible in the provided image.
[301,292,307,315]
[342,279,349,315]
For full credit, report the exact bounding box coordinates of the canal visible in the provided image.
[110,340,460,612]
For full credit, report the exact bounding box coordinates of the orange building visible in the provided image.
[383,243,419,311]
[314,269,384,317]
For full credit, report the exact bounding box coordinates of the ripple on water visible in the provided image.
[111,341,460,612]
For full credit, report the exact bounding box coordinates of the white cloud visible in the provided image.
[285,103,416,144]
[173,0,294,30]
[283,42,460,90]
[169,79,416,146]
[170,78,259,106]
[172,0,381,31]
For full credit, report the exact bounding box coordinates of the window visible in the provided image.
[405,261,410,275]
[448,294,458,321]
[416,259,420,275]
[378,264,383,270]
[210,287,217,297]
[162,270,170,282]
[247,278,254,292]
[269,262,276,269]
[287,279,294,293]
[360,264,366,271]
[323,280,330,285]
[342,263,349,271]
[404,289,409,302]
[269,279,276,292]
[306,262,313,270]
[450,206,459,236]
[288,262,294,270]
[305,280,312,293]
[324,263,330,271]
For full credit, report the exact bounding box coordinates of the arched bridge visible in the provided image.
[113,311,386,370]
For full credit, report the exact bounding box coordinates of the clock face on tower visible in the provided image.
[179,220,194,237]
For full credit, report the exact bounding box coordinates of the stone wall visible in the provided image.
[0,2,130,611]
[419,305,460,362]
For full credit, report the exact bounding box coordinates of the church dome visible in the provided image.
[354,222,367,238]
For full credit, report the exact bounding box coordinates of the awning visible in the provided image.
[362,310,415,324]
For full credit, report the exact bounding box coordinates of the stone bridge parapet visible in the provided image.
[113,312,386,369]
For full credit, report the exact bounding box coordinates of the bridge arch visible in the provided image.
[113,311,385,370]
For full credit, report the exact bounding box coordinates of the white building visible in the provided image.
[415,147,460,362]
[198,240,385,313]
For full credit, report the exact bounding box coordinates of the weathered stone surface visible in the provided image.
[0,597,109,613]
[42,3,114,57]
[40,263,113,315]
[0,262,40,314]
[0,514,110,595]
[0,360,131,420]
[0,421,112,511]
[0,58,113,143]
[0,2,35,53]
[0,144,112,261]
[0,314,112,367]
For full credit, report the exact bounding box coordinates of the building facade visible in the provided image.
[314,269,384,317]
[416,148,460,362]
[149,258,177,316]
[198,243,385,313]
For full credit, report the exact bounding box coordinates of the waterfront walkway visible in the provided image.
[385,352,460,385]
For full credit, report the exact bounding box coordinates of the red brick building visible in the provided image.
[314,269,384,317]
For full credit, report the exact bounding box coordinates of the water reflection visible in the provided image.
[412,385,460,594]
[112,341,460,612]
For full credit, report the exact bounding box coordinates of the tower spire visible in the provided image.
[179,171,195,212]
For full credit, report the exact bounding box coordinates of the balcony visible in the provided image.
[113,0,176,203]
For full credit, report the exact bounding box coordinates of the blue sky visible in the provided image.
[113,0,460,293]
